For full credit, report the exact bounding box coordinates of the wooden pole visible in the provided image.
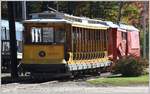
[7,2,18,78]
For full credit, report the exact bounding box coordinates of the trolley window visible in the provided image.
[55,28,65,43]
[31,27,54,43]
[26,26,65,44]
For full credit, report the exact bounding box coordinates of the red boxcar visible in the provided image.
[104,22,140,62]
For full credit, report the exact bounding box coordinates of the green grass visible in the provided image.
[87,74,149,86]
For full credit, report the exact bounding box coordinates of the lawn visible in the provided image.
[87,74,149,86]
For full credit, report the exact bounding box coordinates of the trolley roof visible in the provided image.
[24,19,69,23]
[24,11,139,31]
[23,11,109,30]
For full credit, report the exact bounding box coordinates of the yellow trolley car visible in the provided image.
[22,11,112,75]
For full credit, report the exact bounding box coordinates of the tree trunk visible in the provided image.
[117,2,123,24]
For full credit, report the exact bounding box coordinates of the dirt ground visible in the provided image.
[1,73,149,94]
[1,81,149,94]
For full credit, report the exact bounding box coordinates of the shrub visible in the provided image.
[113,56,145,77]
[138,58,149,68]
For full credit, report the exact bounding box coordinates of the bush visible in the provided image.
[113,56,146,77]
[138,58,149,68]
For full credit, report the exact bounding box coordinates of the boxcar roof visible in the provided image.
[103,21,139,32]
[119,24,139,32]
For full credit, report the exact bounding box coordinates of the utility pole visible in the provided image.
[7,2,18,78]
[22,1,26,20]
[142,2,147,59]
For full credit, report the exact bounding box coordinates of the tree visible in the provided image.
[1,1,8,19]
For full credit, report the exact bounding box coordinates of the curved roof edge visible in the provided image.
[24,19,109,30]
[102,21,139,32]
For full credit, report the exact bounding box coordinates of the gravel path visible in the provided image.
[1,80,149,94]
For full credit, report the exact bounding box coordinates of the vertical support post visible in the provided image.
[93,29,95,53]
[7,2,18,78]
[79,28,81,60]
[72,27,75,60]
[90,29,92,59]
[106,29,108,57]
[101,30,103,58]
[76,27,78,59]
[74,27,77,60]
[99,30,100,52]
[81,28,83,60]
[94,29,96,58]
[71,27,73,53]
[99,30,101,58]
[83,28,85,59]
[88,29,90,59]
[101,30,104,58]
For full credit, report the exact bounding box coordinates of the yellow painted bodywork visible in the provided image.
[72,22,108,30]
[23,44,66,64]
[67,51,110,64]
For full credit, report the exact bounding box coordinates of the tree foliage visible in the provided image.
[2,1,148,25]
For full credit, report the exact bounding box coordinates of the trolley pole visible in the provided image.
[7,2,18,78]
